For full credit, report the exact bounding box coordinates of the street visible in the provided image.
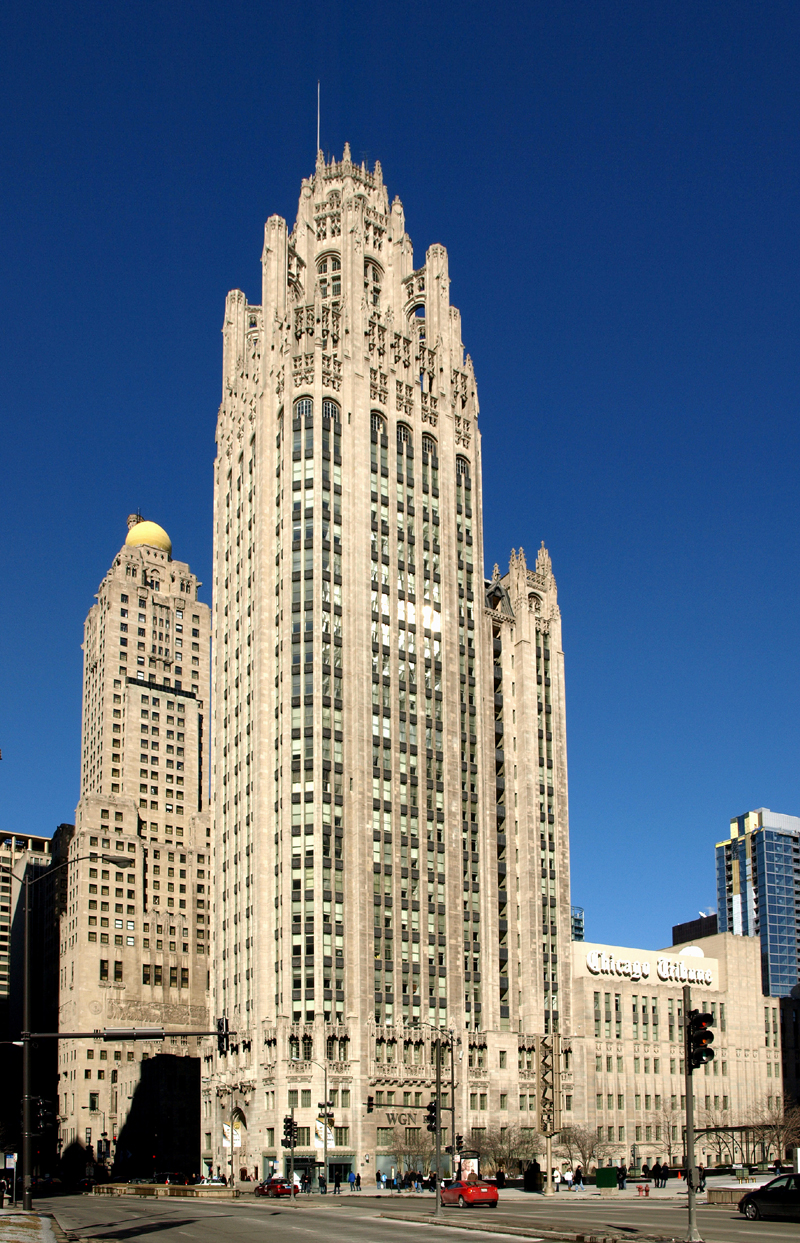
[26,1191,800,1243]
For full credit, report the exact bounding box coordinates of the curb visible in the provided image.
[377,1212,675,1243]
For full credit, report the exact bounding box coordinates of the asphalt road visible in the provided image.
[36,1191,799,1243]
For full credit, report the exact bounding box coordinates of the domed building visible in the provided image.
[57,514,211,1177]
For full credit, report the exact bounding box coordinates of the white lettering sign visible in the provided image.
[586,950,650,981]
[586,950,713,987]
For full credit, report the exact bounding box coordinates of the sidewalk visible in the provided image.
[0,1212,59,1243]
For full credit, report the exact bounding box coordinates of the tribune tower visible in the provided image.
[207,148,573,1180]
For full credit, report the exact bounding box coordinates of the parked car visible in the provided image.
[440,1178,498,1208]
[255,1177,298,1198]
[199,1176,227,1185]
[739,1174,800,1221]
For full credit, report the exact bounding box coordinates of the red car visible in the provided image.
[255,1177,298,1198]
[440,1179,498,1208]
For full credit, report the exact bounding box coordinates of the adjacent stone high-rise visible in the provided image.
[57,519,210,1175]
[207,149,573,1181]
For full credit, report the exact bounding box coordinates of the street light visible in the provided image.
[291,1054,331,1193]
[81,1107,109,1165]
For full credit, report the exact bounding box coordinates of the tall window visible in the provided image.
[371,412,385,433]
[365,261,382,307]
[295,397,313,420]
[397,423,411,448]
[422,435,437,457]
[318,255,341,300]
[456,455,470,479]
[322,399,340,423]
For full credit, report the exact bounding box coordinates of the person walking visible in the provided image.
[696,1163,706,1192]
[319,1172,327,1195]
[660,1160,670,1189]
[552,1168,561,1192]
[573,1165,584,1191]
[348,1169,356,1193]
[651,1161,661,1188]
[334,1172,342,1195]
[355,1172,361,1191]
[616,1162,627,1191]
[641,1161,651,1185]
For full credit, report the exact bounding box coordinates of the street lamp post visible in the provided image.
[292,1054,332,1192]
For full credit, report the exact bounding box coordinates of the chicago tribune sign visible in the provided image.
[586,949,713,986]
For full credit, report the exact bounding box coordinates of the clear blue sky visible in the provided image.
[2,1,799,950]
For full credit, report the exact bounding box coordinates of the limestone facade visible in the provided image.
[571,933,780,1167]
[206,150,573,1181]
[57,523,211,1167]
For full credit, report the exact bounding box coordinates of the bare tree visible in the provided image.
[749,1097,800,1163]
[470,1125,542,1175]
[697,1106,733,1166]
[657,1101,682,1163]
[556,1125,618,1172]
[388,1125,434,1176]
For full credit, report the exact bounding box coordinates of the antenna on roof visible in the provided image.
[317,80,320,156]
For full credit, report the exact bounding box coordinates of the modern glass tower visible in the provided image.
[716,808,800,997]
[207,148,574,1182]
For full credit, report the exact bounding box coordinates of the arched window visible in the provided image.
[317,254,341,300]
[295,397,313,420]
[289,1035,300,1062]
[456,455,471,478]
[322,399,340,423]
[302,1033,314,1062]
[364,261,382,307]
[422,435,437,457]
[371,411,386,433]
[397,423,411,447]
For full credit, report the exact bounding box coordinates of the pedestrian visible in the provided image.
[660,1160,669,1189]
[697,1164,706,1192]
[348,1169,356,1192]
[320,1172,327,1195]
[651,1161,661,1188]
[334,1172,342,1195]
[356,1172,361,1191]
[573,1166,584,1191]
[641,1161,651,1184]
[617,1162,627,1191]
[552,1168,561,1192]
[773,1158,782,1176]
[563,1168,573,1191]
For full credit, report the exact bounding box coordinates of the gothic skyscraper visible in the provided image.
[207,148,573,1180]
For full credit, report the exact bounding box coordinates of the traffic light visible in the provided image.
[687,1010,715,1069]
[366,1096,374,1113]
[36,1100,55,1132]
[216,1017,229,1055]
[455,1134,464,1152]
[282,1115,297,1149]
[425,1099,439,1133]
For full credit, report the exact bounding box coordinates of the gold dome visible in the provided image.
[125,520,172,556]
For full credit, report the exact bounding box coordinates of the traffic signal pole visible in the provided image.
[682,984,718,1243]
[434,1040,442,1217]
[22,877,32,1212]
[682,985,700,1242]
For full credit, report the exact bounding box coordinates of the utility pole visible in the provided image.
[22,876,32,1212]
[683,985,700,1242]
[434,1038,442,1216]
[290,1106,296,1206]
[229,1092,235,1191]
[683,984,714,1243]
